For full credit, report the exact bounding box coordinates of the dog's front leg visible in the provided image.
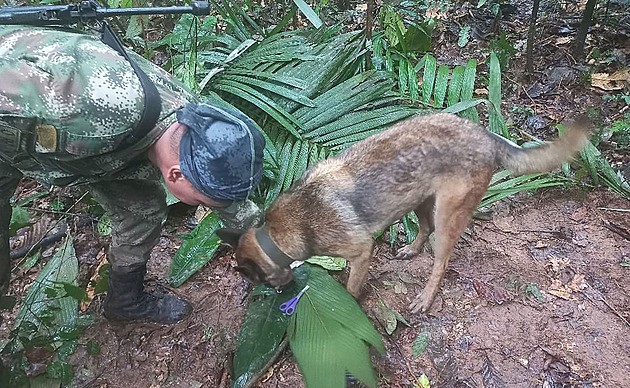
[345,243,375,299]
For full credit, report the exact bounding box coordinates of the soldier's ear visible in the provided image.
[216,228,245,247]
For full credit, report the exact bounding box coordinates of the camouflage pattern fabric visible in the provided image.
[88,179,167,271]
[0,26,264,287]
[213,199,264,230]
[0,25,196,185]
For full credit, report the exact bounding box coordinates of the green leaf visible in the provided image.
[125,15,144,39]
[58,283,90,302]
[168,213,223,287]
[416,373,431,388]
[460,59,479,122]
[46,360,73,384]
[378,300,408,335]
[9,205,30,236]
[57,339,77,361]
[268,5,298,35]
[15,235,78,336]
[93,264,110,295]
[232,267,308,388]
[488,52,508,137]
[86,340,101,356]
[16,190,49,207]
[408,60,419,102]
[433,65,450,108]
[525,282,546,302]
[405,23,432,53]
[458,25,471,48]
[50,200,64,211]
[399,57,409,96]
[412,331,430,358]
[443,99,484,114]
[291,0,323,28]
[446,66,465,107]
[289,264,384,388]
[97,213,112,236]
[306,256,347,271]
[402,212,419,245]
[378,300,397,335]
[22,252,41,270]
[421,54,436,106]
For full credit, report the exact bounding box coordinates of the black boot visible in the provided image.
[103,266,191,324]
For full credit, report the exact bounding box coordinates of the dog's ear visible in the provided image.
[216,228,245,247]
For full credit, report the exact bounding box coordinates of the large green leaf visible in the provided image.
[459,59,479,122]
[15,235,78,336]
[421,54,436,106]
[291,0,323,28]
[479,173,571,208]
[288,265,385,388]
[232,269,308,388]
[9,206,31,236]
[168,213,223,287]
[488,52,508,137]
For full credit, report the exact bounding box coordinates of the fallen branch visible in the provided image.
[241,338,289,388]
[603,220,630,241]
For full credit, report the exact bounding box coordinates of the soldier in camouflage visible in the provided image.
[0,25,264,324]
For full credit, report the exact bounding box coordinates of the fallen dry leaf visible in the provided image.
[547,254,570,274]
[80,249,108,312]
[568,274,588,292]
[548,279,572,300]
[493,216,515,233]
[556,36,572,45]
[535,240,549,249]
[591,70,630,91]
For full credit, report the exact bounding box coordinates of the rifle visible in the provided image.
[0,0,210,26]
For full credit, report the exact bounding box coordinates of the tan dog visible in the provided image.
[217,113,590,313]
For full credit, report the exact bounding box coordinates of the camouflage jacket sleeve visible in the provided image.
[0,25,198,186]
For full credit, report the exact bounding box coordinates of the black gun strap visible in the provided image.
[101,22,162,147]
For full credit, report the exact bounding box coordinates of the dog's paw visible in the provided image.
[409,291,435,314]
[394,246,420,260]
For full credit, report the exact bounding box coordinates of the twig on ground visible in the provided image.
[241,338,289,388]
[11,191,90,270]
[598,207,630,212]
[582,290,630,329]
[602,220,630,241]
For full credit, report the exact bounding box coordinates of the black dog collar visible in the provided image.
[255,225,294,268]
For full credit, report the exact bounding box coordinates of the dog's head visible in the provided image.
[216,228,294,288]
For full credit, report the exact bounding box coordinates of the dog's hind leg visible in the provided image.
[394,195,435,260]
[344,240,375,299]
[410,176,490,313]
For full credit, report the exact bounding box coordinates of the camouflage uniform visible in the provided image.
[0,26,258,295]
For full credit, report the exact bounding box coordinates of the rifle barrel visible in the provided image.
[0,1,210,25]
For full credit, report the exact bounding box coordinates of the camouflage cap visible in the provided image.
[177,103,265,202]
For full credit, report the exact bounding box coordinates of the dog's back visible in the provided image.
[289,113,589,231]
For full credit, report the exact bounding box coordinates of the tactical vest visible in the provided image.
[0,25,197,185]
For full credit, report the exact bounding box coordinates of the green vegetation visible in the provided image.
[2,0,629,387]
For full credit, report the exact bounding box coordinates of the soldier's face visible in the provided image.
[165,175,226,208]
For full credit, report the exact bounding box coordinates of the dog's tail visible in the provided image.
[495,115,592,176]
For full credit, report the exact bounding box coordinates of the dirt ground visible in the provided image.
[1,1,630,387]
[5,188,628,388]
